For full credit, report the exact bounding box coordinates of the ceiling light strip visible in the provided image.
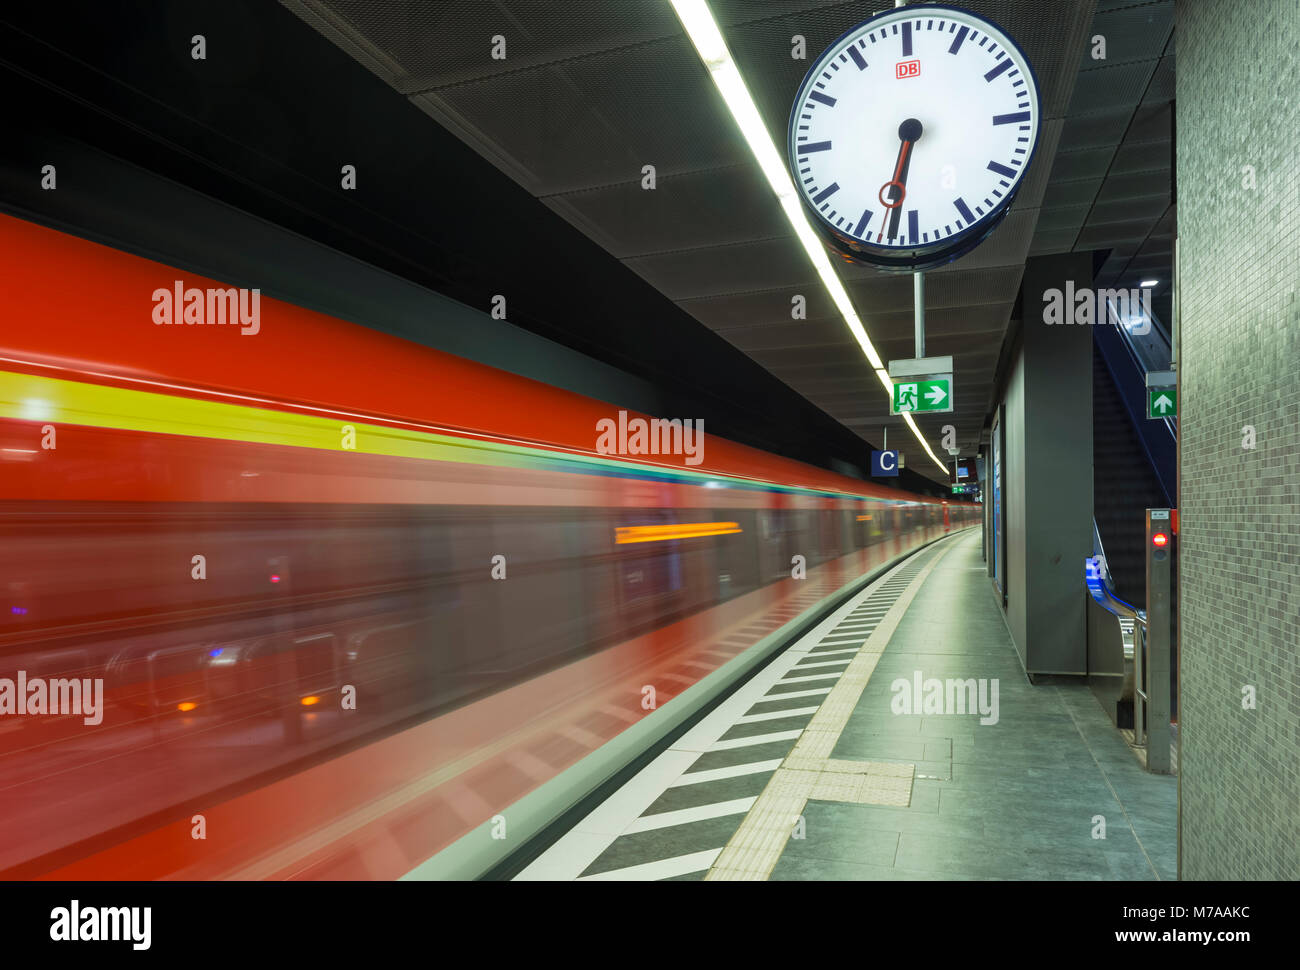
[669,0,948,474]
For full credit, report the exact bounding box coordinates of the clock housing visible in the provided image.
[787,4,1042,272]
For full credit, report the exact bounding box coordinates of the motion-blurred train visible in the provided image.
[0,212,977,879]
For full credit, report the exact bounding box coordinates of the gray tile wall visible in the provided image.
[1176,0,1300,879]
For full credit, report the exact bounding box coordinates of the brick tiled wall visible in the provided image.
[1176,0,1300,879]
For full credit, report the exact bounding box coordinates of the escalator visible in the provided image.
[1092,349,1168,604]
[1088,296,1179,739]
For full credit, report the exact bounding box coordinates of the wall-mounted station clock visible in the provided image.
[788,4,1041,272]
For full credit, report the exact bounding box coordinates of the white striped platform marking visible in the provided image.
[668,759,784,787]
[708,729,803,751]
[623,797,757,833]
[577,848,722,881]
[734,705,821,724]
[779,671,845,685]
[758,687,833,701]
[789,660,852,674]
[799,648,859,660]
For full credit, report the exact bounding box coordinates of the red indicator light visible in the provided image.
[1152,533,1168,547]
[270,574,281,583]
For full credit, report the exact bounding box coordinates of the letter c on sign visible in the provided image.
[882,451,896,471]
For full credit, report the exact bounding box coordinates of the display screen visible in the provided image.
[950,457,978,484]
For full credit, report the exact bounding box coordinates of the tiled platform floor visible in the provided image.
[771,530,1178,880]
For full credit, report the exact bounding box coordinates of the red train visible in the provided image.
[0,212,977,879]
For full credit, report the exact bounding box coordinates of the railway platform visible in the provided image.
[521,530,1177,880]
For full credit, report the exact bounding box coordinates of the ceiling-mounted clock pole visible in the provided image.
[789,0,1041,427]
[914,268,925,358]
[895,0,927,379]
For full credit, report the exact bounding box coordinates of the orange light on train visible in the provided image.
[177,702,197,712]
[856,514,873,521]
[615,522,743,544]
[300,695,320,706]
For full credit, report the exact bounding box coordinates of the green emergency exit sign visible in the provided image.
[1147,387,1176,419]
[891,376,953,414]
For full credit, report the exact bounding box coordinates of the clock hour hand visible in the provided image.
[881,118,923,240]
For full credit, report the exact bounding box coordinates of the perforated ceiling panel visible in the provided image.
[1038,1,1175,327]
[284,0,1175,483]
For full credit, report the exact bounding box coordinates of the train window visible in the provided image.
[616,511,683,607]
[715,509,759,601]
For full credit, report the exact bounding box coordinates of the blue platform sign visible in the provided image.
[871,450,899,477]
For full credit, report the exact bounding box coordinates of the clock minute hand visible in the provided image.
[883,118,923,240]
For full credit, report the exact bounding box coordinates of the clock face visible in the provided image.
[788,4,1041,272]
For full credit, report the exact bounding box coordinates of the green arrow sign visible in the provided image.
[1147,387,1177,419]
[892,375,953,414]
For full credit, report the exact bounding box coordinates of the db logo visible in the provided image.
[896,59,921,78]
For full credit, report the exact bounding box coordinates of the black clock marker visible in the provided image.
[813,182,840,204]
[984,58,1012,81]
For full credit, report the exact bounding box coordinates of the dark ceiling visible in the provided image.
[0,0,939,494]
[0,0,1175,490]
[286,0,1176,484]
